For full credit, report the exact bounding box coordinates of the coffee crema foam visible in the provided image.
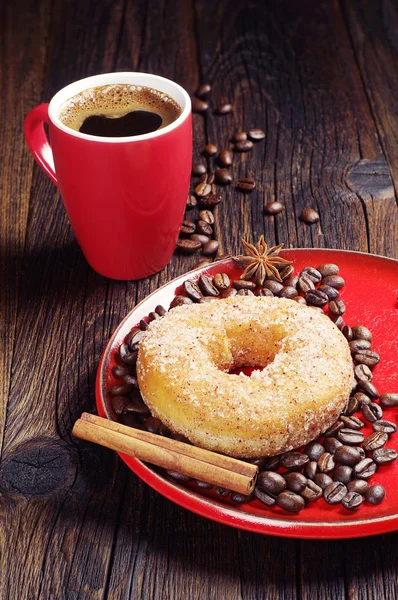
[58,84,182,133]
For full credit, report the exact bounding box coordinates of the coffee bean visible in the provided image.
[166,470,191,482]
[145,417,169,436]
[191,233,210,245]
[331,315,344,329]
[231,131,247,142]
[213,273,230,290]
[199,194,222,208]
[354,458,377,479]
[232,280,257,291]
[293,296,307,304]
[203,143,218,157]
[362,402,383,422]
[342,325,353,341]
[217,149,233,166]
[237,177,256,192]
[324,481,347,504]
[339,415,365,430]
[333,465,353,484]
[125,399,151,416]
[237,289,254,296]
[354,363,373,382]
[277,286,297,299]
[262,455,281,471]
[191,161,207,176]
[365,484,385,505]
[194,182,211,197]
[125,327,143,349]
[353,391,372,407]
[337,428,365,446]
[277,491,305,513]
[195,83,211,98]
[254,487,276,506]
[215,168,232,185]
[118,344,138,365]
[304,461,318,480]
[213,486,230,497]
[123,374,138,387]
[176,239,201,254]
[349,339,372,354]
[214,103,233,115]
[318,285,340,300]
[342,491,363,511]
[234,140,254,152]
[304,442,325,462]
[281,452,309,470]
[283,472,307,493]
[321,275,345,289]
[257,471,286,496]
[328,299,346,316]
[351,325,373,341]
[343,396,361,416]
[120,413,144,429]
[317,452,335,473]
[373,420,397,434]
[186,195,197,209]
[324,421,345,437]
[169,295,194,309]
[112,365,130,378]
[358,379,381,400]
[300,479,323,501]
[263,280,284,295]
[264,201,284,215]
[247,128,265,141]
[334,445,362,466]
[300,266,322,284]
[373,448,398,465]
[180,220,196,235]
[317,263,339,277]
[283,274,298,287]
[202,240,219,256]
[380,393,398,408]
[220,287,237,298]
[314,473,333,490]
[183,280,202,301]
[231,492,254,504]
[347,480,369,495]
[363,432,388,452]
[354,350,380,367]
[199,172,215,184]
[300,207,320,224]
[305,289,329,307]
[196,220,213,236]
[198,275,219,296]
[323,437,342,454]
[257,288,274,297]
[192,97,209,113]
[298,274,315,294]
[111,395,130,414]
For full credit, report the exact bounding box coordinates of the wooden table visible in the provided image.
[1,1,398,598]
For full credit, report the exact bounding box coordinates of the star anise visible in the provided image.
[233,236,292,285]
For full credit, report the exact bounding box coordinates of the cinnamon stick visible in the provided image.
[72,413,258,495]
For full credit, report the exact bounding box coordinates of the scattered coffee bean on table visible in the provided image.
[231,131,247,142]
[264,201,284,215]
[176,239,201,254]
[247,128,265,141]
[234,140,254,152]
[217,150,233,166]
[203,143,218,157]
[192,97,209,113]
[237,177,256,192]
[214,103,233,115]
[195,83,211,98]
[186,194,197,209]
[215,168,232,185]
[300,207,320,224]
[191,161,207,176]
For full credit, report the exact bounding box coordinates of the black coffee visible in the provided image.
[58,83,182,137]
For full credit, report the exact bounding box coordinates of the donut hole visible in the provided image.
[224,322,287,374]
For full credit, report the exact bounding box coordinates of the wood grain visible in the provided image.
[1,0,398,599]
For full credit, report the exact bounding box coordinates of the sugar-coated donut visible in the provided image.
[137,296,354,458]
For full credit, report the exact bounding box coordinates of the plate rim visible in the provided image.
[96,248,398,539]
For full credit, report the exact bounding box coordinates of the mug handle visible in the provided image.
[24,103,58,187]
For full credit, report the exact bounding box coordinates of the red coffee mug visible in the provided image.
[24,73,192,280]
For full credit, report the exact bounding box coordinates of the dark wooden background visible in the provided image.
[1,0,398,598]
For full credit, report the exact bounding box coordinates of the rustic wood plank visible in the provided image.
[0,0,53,455]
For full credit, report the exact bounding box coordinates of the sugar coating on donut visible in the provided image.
[137,296,354,458]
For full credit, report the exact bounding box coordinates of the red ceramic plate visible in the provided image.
[96,249,398,539]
